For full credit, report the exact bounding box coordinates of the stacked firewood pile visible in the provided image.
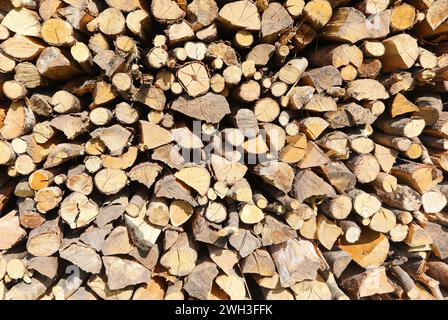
[0,0,447,300]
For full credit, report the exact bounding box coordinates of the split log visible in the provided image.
[154,175,197,206]
[321,7,369,43]
[87,274,133,300]
[390,162,442,194]
[52,269,87,300]
[376,184,422,211]
[338,228,389,268]
[184,261,219,300]
[215,274,246,300]
[125,207,162,250]
[317,215,343,250]
[303,0,332,29]
[42,18,74,46]
[427,261,448,288]
[177,62,210,97]
[5,275,50,300]
[103,256,150,290]
[291,169,336,203]
[171,93,230,124]
[318,162,356,193]
[36,47,83,81]
[381,34,419,72]
[160,233,197,277]
[270,238,323,287]
[346,154,380,183]
[338,221,361,244]
[0,0,444,301]
[340,266,394,299]
[218,1,260,31]
[0,211,26,250]
[27,219,61,257]
[1,101,35,141]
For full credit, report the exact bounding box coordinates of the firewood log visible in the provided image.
[5,275,51,300]
[381,34,419,72]
[303,0,332,29]
[339,266,394,299]
[319,195,352,220]
[2,7,41,37]
[87,274,133,300]
[0,0,445,301]
[26,218,61,257]
[270,238,322,287]
[171,93,230,124]
[427,261,448,288]
[321,7,369,43]
[218,0,260,31]
[391,162,442,194]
